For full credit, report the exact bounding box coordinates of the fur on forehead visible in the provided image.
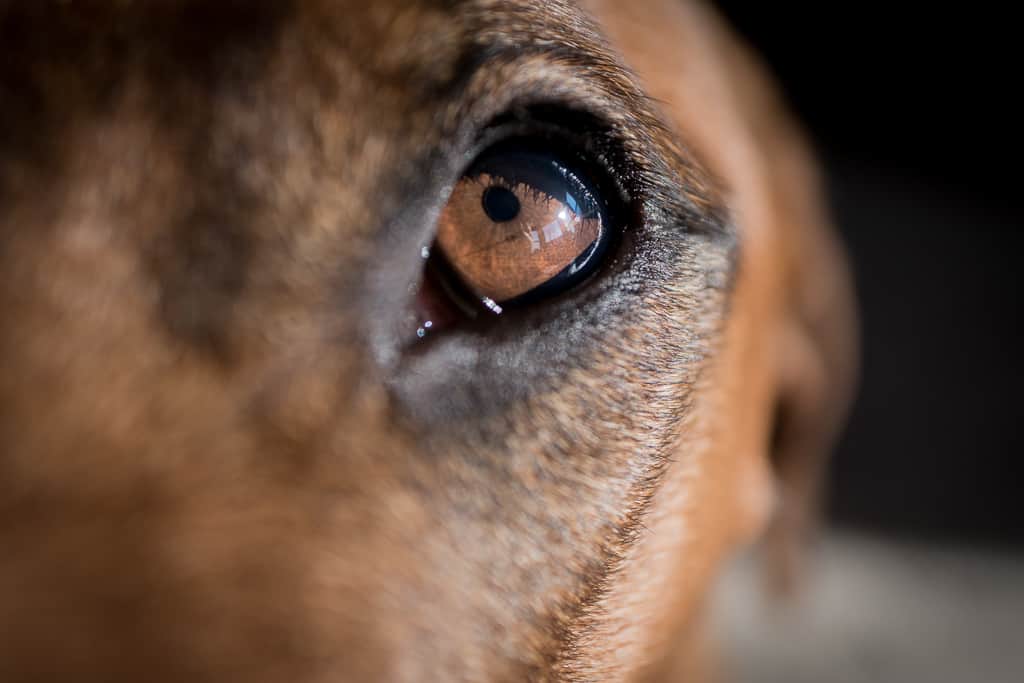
[1,0,727,215]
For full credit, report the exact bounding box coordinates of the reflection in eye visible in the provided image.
[433,146,613,310]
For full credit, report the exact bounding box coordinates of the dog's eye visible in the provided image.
[429,142,614,313]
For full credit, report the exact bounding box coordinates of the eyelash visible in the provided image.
[461,99,634,188]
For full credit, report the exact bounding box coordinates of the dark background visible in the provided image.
[712,3,1023,547]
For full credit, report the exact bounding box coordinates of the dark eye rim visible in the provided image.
[466,107,637,216]
[426,116,636,316]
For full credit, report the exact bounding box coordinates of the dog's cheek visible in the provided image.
[567,310,779,679]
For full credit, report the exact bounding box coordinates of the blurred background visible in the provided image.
[708,3,1023,681]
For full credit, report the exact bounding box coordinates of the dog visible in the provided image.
[0,1,857,680]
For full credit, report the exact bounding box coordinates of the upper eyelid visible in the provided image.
[460,112,639,217]
[439,43,734,248]
[445,48,648,162]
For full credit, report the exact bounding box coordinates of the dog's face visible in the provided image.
[0,1,856,680]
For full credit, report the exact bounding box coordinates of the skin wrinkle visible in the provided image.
[0,1,856,681]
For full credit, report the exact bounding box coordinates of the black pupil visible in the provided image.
[481,185,521,222]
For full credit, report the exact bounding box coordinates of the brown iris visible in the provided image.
[436,173,603,303]
[410,143,616,344]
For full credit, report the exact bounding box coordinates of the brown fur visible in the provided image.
[0,1,856,681]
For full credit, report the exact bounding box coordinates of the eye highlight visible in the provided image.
[431,141,615,311]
